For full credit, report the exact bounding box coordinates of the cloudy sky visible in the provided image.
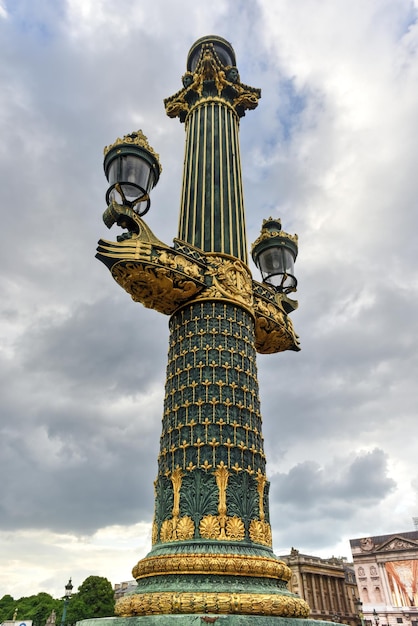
[2,0,418,601]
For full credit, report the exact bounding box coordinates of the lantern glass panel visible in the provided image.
[258,246,296,291]
[107,155,154,204]
[213,44,234,67]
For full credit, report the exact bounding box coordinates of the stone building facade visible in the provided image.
[113,580,137,600]
[350,531,418,626]
[280,548,360,625]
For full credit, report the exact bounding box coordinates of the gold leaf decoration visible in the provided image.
[111,263,203,316]
[249,520,272,546]
[176,516,195,540]
[199,514,221,539]
[264,522,273,547]
[226,516,245,541]
[160,519,173,542]
[132,552,292,582]
[151,521,158,545]
[115,589,310,618]
[204,256,253,308]
[249,519,264,543]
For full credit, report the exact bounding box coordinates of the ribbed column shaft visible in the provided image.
[178,102,248,264]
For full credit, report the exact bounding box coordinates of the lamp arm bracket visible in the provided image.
[96,226,300,352]
[96,227,207,315]
[252,280,300,354]
[102,201,165,246]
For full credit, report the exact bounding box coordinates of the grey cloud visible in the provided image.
[0,295,168,533]
[269,449,396,550]
[17,296,169,397]
[271,449,396,511]
[0,390,159,533]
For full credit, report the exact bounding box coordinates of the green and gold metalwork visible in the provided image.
[97,212,206,315]
[132,552,292,581]
[115,590,310,618]
[164,37,261,264]
[96,35,304,621]
[251,217,298,256]
[103,130,162,165]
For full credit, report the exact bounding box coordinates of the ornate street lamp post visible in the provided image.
[355,598,364,626]
[60,578,73,626]
[96,35,305,623]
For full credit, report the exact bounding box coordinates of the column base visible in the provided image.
[78,618,338,626]
[115,541,309,619]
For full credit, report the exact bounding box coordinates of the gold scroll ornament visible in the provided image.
[116,588,310,618]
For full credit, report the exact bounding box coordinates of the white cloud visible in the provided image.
[0,524,151,599]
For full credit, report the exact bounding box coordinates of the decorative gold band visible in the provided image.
[132,552,291,581]
[115,589,310,618]
[184,96,240,124]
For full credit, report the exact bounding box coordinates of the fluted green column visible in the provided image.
[178,100,247,261]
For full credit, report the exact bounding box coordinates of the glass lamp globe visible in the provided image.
[103,130,161,217]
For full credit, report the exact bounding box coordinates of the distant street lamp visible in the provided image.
[373,609,380,626]
[355,598,364,626]
[354,598,364,626]
[60,578,73,626]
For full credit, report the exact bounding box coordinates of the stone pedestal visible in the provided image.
[78,617,337,626]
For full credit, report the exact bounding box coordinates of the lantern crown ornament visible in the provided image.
[186,34,237,73]
[165,35,261,124]
[251,217,298,293]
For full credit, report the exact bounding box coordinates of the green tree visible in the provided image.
[0,595,16,623]
[77,576,115,618]
[9,592,59,626]
[0,576,115,626]
[66,576,114,623]
[62,595,88,626]
[29,592,60,626]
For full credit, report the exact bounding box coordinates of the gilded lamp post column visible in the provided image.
[154,36,268,549]
[96,35,306,621]
[172,37,252,261]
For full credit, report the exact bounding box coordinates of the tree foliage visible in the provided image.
[0,592,60,626]
[64,576,115,624]
[0,595,16,623]
[0,576,115,626]
[72,576,115,621]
